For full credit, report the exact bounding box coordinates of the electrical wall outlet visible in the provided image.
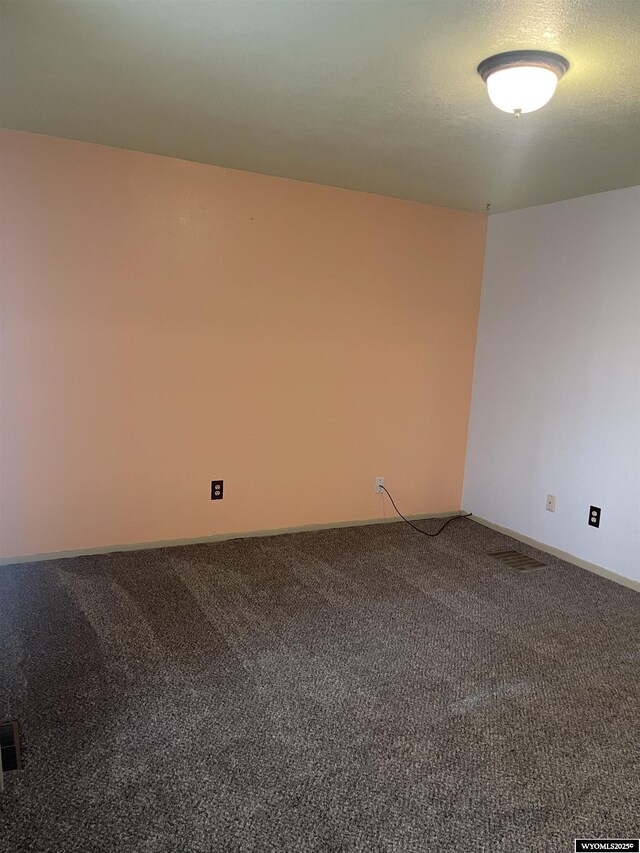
[546,494,556,512]
[375,477,384,494]
[588,505,601,527]
[211,480,224,500]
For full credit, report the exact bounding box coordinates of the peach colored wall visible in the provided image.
[0,130,486,559]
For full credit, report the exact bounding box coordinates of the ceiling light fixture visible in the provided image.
[477,50,569,117]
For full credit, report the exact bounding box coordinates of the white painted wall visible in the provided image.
[463,187,640,582]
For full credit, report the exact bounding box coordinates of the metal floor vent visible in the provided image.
[0,720,23,791]
[488,550,546,570]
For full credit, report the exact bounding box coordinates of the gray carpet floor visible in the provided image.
[0,519,638,852]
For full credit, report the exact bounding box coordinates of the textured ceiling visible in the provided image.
[1,0,639,212]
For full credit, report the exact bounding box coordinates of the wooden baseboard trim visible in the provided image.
[0,509,463,566]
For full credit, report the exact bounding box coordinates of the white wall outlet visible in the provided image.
[375,477,384,494]
[546,494,556,512]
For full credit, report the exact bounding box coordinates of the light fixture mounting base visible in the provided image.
[477,50,569,82]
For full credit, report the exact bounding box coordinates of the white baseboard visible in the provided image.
[4,512,637,593]
[0,510,462,566]
[471,515,640,593]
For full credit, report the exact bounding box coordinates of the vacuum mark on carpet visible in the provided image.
[57,570,164,680]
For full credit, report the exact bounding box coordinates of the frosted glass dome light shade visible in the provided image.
[486,66,558,114]
[478,51,569,116]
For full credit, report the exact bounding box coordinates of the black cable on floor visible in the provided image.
[380,485,472,537]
